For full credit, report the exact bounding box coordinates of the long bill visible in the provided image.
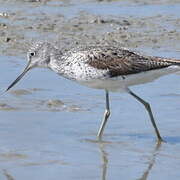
[6,61,31,92]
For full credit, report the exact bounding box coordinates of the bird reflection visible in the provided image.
[98,143,108,180]
[2,169,15,180]
[138,141,162,180]
[97,141,162,180]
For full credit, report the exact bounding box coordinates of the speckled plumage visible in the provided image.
[45,43,180,91]
[27,42,180,82]
[6,41,180,141]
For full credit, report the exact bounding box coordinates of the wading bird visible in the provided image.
[5,42,180,142]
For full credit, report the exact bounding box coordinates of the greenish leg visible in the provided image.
[128,89,164,142]
[97,90,110,139]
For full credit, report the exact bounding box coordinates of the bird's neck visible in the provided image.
[48,51,67,74]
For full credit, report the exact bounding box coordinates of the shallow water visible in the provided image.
[1,0,180,180]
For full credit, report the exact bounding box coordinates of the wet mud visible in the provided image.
[0,0,180,57]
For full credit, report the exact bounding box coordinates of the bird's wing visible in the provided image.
[86,47,180,77]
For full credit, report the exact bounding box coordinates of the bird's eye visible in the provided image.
[30,52,35,57]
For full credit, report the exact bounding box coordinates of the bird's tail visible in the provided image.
[163,58,180,75]
[156,57,180,65]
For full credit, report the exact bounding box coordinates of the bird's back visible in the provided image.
[48,45,180,91]
[61,46,180,76]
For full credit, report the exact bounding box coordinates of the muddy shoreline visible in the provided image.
[0,0,180,58]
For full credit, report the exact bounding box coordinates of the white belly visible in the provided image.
[79,65,180,92]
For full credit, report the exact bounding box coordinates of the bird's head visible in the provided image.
[6,41,54,91]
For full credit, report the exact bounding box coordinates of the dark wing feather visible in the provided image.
[86,47,180,77]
